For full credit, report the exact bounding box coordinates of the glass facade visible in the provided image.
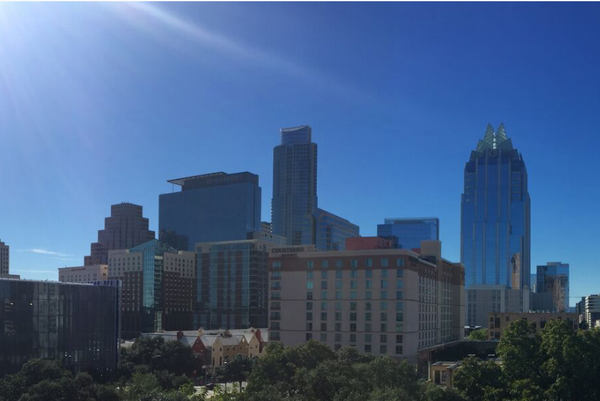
[195,240,268,330]
[272,125,318,245]
[537,262,569,312]
[159,172,261,251]
[0,279,119,377]
[314,208,360,251]
[377,218,439,249]
[460,124,531,289]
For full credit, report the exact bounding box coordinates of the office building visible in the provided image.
[108,239,196,338]
[346,237,393,251]
[314,208,360,251]
[377,218,439,250]
[195,239,269,330]
[268,241,465,362]
[466,286,530,327]
[581,295,600,328]
[159,172,261,251]
[271,125,318,245]
[85,203,155,265]
[0,239,9,275]
[59,264,108,283]
[531,274,537,293]
[0,278,120,376]
[487,312,578,340]
[460,124,530,289]
[535,262,569,312]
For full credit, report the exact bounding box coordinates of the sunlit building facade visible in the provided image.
[0,240,9,275]
[536,262,569,312]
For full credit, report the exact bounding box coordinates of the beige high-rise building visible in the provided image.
[268,240,464,362]
[58,264,108,283]
[0,240,9,275]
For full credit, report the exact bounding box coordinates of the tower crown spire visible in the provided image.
[475,123,513,152]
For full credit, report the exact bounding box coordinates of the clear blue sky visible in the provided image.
[1,2,599,305]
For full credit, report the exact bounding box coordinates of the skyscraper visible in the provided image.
[536,262,570,312]
[314,208,360,251]
[0,240,9,275]
[460,124,531,289]
[84,203,155,265]
[377,218,439,250]
[159,172,262,251]
[271,125,318,245]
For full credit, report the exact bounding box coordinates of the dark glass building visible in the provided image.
[272,125,318,245]
[195,239,269,330]
[460,124,531,289]
[0,278,120,377]
[314,208,360,251]
[377,218,439,250]
[85,203,155,266]
[536,262,569,312]
[159,172,261,251]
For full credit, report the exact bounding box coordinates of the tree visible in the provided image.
[216,355,254,388]
[496,318,539,384]
[467,329,488,341]
[453,357,505,401]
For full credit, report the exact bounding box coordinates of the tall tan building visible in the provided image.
[487,312,578,340]
[268,240,464,362]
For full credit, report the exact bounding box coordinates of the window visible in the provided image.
[351,259,358,268]
[335,302,342,310]
[321,312,327,320]
[396,269,404,278]
[335,312,342,321]
[366,270,373,278]
[321,301,328,311]
[321,271,328,279]
[366,302,372,311]
[271,271,281,279]
[271,302,280,310]
[396,280,404,289]
[350,302,357,311]
[396,334,403,343]
[350,291,357,300]
[335,291,342,300]
[336,280,343,289]
[320,333,327,342]
[336,260,343,268]
[350,334,356,343]
[351,270,358,279]
[366,258,373,267]
[270,312,281,320]
[396,291,403,299]
[321,260,329,268]
[321,281,328,290]
[271,292,281,300]
[350,323,357,332]
[306,333,312,341]
[381,291,388,299]
[395,346,403,355]
[350,312,357,321]
[306,312,313,321]
[381,280,388,289]
[351,280,357,289]
[381,270,388,278]
[366,280,372,289]
[365,322,372,331]
[335,323,342,332]
[381,312,388,321]
[321,291,328,299]
[306,302,313,310]
[272,261,281,269]
[365,344,372,353]
[270,322,280,330]
[396,258,404,267]
[306,322,313,330]
[365,291,372,300]
[307,281,313,290]
[321,323,327,331]
[336,270,343,279]
[381,258,389,267]
[380,345,387,354]
[307,261,314,269]
[335,333,342,342]
[365,312,372,321]
[307,291,313,300]
[271,282,281,290]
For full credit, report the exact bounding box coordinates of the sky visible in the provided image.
[1,2,600,305]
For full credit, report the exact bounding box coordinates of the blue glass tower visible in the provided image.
[159,172,262,251]
[314,208,360,251]
[271,126,318,245]
[377,218,439,249]
[460,124,531,289]
[537,262,569,312]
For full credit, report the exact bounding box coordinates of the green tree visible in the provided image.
[496,318,539,384]
[453,357,505,401]
[216,355,254,388]
[467,329,488,341]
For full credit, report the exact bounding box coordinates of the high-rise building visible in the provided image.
[272,125,318,245]
[460,124,531,288]
[0,239,9,275]
[84,203,155,265]
[377,218,439,250]
[195,239,270,330]
[535,262,570,312]
[268,241,465,362]
[314,208,360,251]
[0,278,120,376]
[581,295,600,328]
[159,172,261,251]
[108,239,196,338]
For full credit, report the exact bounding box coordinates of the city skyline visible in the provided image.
[2,2,600,305]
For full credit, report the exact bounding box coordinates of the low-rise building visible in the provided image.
[59,264,108,283]
[143,328,268,370]
[487,312,578,340]
[268,240,464,362]
[467,286,531,327]
[429,361,461,387]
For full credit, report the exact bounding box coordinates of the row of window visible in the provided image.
[271,258,405,270]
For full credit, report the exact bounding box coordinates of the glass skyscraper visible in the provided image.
[271,125,318,245]
[537,262,569,312]
[159,172,262,251]
[460,124,531,289]
[377,218,439,250]
[314,208,360,251]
